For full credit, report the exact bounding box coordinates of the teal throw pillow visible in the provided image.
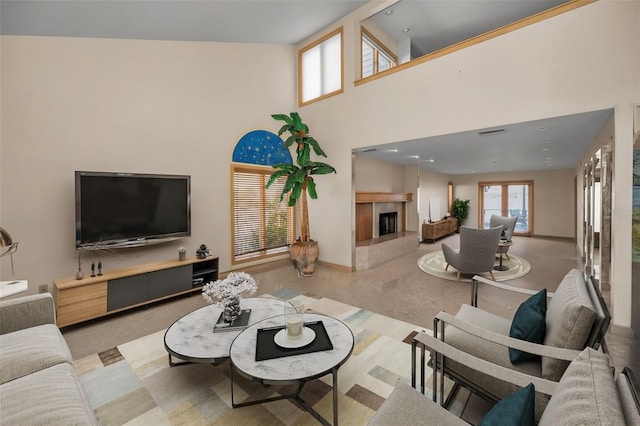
[509,289,547,363]
[479,383,535,426]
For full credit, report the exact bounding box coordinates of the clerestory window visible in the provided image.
[361,27,397,79]
[299,27,343,106]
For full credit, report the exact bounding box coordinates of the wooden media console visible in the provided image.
[53,256,218,327]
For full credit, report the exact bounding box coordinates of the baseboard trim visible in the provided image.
[610,323,635,338]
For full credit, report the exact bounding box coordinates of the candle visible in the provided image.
[286,315,303,339]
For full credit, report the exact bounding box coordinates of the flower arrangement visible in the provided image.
[202,271,257,306]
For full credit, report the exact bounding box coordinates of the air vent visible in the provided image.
[478,128,506,136]
[362,148,377,152]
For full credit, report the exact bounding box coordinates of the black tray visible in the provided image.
[255,320,333,361]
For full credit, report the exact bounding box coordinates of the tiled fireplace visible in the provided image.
[355,192,418,270]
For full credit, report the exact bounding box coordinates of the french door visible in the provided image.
[479,181,533,236]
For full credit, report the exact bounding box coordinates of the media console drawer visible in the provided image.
[422,218,457,243]
[54,256,218,327]
[55,281,107,327]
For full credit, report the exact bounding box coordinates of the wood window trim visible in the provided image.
[354,0,595,87]
[360,26,398,79]
[298,26,344,107]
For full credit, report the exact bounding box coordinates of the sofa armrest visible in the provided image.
[414,331,559,396]
[0,293,56,334]
[471,275,555,307]
[435,310,581,361]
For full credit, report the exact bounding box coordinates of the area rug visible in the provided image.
[73,289,460,425]
[417,251,531,282]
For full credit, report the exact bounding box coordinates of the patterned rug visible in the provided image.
[73,289,457,425]
[417,251,531,282]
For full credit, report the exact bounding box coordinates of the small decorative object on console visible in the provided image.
[178,246,186,261]
[196,244,210,259]
[75,253,84,280]
[202,272,257,323]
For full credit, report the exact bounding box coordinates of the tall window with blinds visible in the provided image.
[232,165,294,263]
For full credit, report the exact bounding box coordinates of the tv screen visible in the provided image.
[75,171,191,249]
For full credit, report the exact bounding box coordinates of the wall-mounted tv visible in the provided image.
[75,171,191,250]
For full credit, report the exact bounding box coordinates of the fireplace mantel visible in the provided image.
[356,192,413,203]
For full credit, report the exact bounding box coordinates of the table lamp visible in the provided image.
[0,226,19,277]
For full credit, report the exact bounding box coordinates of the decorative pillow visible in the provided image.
[509,289,547,363]
[479,383,535,426]
[541,269,597,381]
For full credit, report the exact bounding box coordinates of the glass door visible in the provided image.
[480,181,532,236]
[508,184,530,233]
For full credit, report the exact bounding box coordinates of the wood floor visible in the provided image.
[62,234,639,375]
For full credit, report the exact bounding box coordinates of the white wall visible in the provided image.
[418,169,450,231]
[0,36,296,290]
[452,169,576,237]
[296,0,639,328]
[354,156,406,192]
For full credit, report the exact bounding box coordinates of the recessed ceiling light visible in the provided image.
[385,149,398,153]
[543,148,549,151]
[385,9,393,15]
[538,127,549,131]
[402,28,410,33]
[409,155,419,159]
[545,157,552,160]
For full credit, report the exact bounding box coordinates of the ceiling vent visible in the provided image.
[478,128,506,136]
[362,148,377,152]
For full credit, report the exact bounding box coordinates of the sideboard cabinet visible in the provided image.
[421,218,457,243]
[54,256,218,327]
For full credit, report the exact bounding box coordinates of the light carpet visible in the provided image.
[417,251,531,282]
[73,289,459,425]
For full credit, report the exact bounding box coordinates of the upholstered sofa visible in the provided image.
[0,293,97,424]
[369,341,640,425]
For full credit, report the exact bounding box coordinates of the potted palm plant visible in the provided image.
[451,198,470,232]
[266,112,336,276]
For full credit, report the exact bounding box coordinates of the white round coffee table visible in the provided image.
[164,297,287,365]
[229,313,354,425]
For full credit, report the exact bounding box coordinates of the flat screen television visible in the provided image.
[75,171,191,250]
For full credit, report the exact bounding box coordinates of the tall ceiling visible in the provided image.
[1,0,608,175]
[0,0,370,44]
[368,0,567,58]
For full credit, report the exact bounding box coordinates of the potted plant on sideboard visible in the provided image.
[451,198,470,232]
[266,112,336,276]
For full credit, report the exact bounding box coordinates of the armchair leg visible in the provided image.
[505,252,511,261]
[489,271,496,280]
[445,263,449,271]
[456,272,460,282]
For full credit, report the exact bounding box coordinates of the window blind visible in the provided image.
[232,167,293,260]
